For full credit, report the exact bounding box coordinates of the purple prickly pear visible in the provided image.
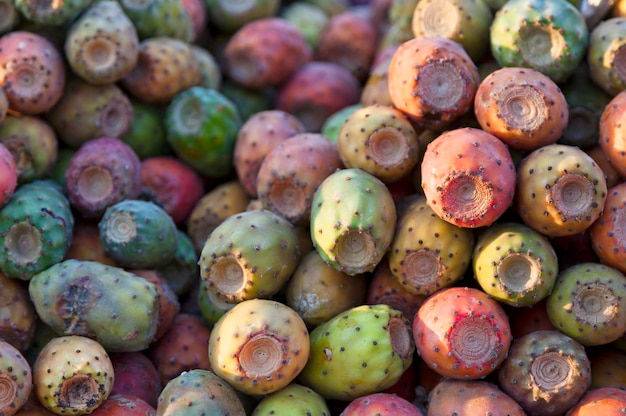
[199,209,300,304]
[497,330,591,416]
[208,299,310,395]
[299,304,414,401]
[546,262,626,346]
[341,392,423,415]
[0,339,32,415]
[33,335,114,414]
[253,383,330,415]
[64,0,139,85]
[515,143,608,237]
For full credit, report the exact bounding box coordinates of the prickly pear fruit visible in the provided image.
[473,221,559,307]
[99,199,178,269]
[257,132,343,225]
[389,194,475,296]
[515,143,608,237]
[0,30,65,114]
[33,335,114,415]
[223,17,312,89]
[196,278,235,326]
[0,339,32,415]
[589,182,626,274]
[546,262,626,346]
[565,387,626,415]
[159,229,198,297]
[310,168,397,275]
[498,330,591,415]
[65,137,141,219]
[28,259,160,352]
[337,104,419,184]
[109,351,161,408]
[0,271,36,353]
[252,383,330,416]
[0,142,16,208]
[199,209,299,304]
[64,0,139,85]
[413,286,512,379]
[474,66,569,151]
[599,89,626,178]
[90,394,156,416]
[118,0,194,42]
[14,0,93,27]
[387,36,480,129]
[0,180,74,280]
[285,250,368,328]
[120,99,169,160]
[299,304,414,401]
[165,86,242,178]
[587,17,626,96]
[130,269,179,341]
[421,127,517,228]
[490,0,589,83]
[208,299,310,395]
[426,379,526,416]
[341,392,423,416]
[205,0,279,33]
[156,369,246,416]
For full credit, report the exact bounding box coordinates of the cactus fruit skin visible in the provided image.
[147,313,212,386]
[587,17,626,96]
[472,221,559,307]
[586,144,621,191]
[256,133,343,225]
[233,109,306,197]
[490,0,589,83]
[65,137,141,219]
[109,352,161,409]
[426,379,527,416]
[565,387,626,415]
[0,180,74,281]
[0,141,18,208]
[205,0,279,33]
[280,2,328,50]
[590,347,626,389]
[285,250,368,328]
[156,369,246,416]
[120,99,169,160]
[139,156,205,226]
[337,104,419,184]
[121,37,201,105]
[223,17,312,89]
[14,0,93,27]
[0,339,32,415]
[310,168,397,276]
[420,127,517,228]
[196,277,235,326]
[46,78,134,149]
[208,299,310,396]
[252,383,331,416]
[158,229,199,297]
[321,104,362,144]
[546,262,626,346]
[165,86,242,178]
[498,330,591,415]
[474,67,569,151]
[0,271,36,352]
[515,143,608,237]
[33,335,114,415]
[190,45,222,91]
[119,0,194,42]
[299,304,414,401]
[340,392,424,416]
[387,36,480,130]
[199,209,300,303]
[589,182,626,274]
[99,199,178,269]
[411,0,493,63]
[64,1,139,85]
[0,31,65,115]
[413,286,512,380]
[599,89,626,178]
[129,269,179,341]
[275,61,362,133]
[63,218,117,267]
[89,394,156,416]
[389,195,475,296]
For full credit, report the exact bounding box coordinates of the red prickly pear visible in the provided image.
[0,142,17,208]
[565,387,626,415]
[474,66,569,151]
[586,144,622,190]
[90,394,156,415]
[387,36,480,130]
[109,351,161,409]
[413,286,512,379]
[0,30,65,115]
[599,89,626,178]
[276,61,361,132]
[426,379,526,416]
[589,181,626,274]
[421,127,517,228]
[63,219,118,267]
[223,17,312,89]
[341,392,424,415]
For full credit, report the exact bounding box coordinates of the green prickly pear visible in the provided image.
[587,17,626,96]
[28,259,160,352]
[199,209,300,304]
[14,0,93,27]
[310,168,397,276]
[299,304,414,401]
[252,383,330,415]
[119,0,194,42]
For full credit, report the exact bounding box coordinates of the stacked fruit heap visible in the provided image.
[2,0,626,414]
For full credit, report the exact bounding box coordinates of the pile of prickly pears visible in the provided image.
[2,0,626,414]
